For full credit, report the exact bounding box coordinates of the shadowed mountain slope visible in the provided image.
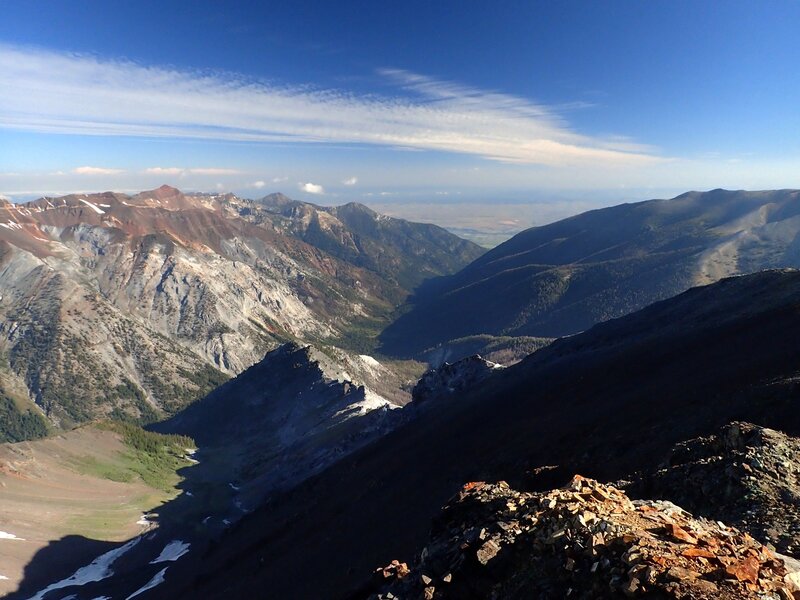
[153,343,412,503]
[160,269,800,599]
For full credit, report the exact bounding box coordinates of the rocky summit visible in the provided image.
[368,475,800,600]
[366,421,800,600]
[411,355,503,405]
[622,422,800,559]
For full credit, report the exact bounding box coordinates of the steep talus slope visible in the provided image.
[161,269,800,599]
[381,188,800,356]
[0,242,226,426]
[0,186,468,431]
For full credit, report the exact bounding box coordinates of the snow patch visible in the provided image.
[0,575,9,580]
[136,514,154,526]
[335,388,397,418]
[79,199,105,214]
[0,530,24,540]
[150,540,190,564]
[125,567,167,599]
[28,537,140,600]
[358,354,381,369]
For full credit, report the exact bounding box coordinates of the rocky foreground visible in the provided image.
[368,423,800,599]
[621,421,800,559]
[369,476,799,599]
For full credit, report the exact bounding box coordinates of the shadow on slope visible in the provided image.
[6,347,411,600]
[160,270,800,599]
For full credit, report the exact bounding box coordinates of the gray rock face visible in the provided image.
[622,422,800,558]
[0,186,473,431]
[412,355,503,405]
[156,342,406,500]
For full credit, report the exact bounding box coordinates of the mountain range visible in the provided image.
[8,188,800,599]
[381,188,800,356]
[0,185,481,433]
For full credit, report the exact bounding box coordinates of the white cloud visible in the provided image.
[272,176,288,183]
[144,167,183,176]
[299,182,325,195]
[143,166,239,177]
[187,168,240,175]
[73,166,123,175]
[342,176,358,186]
[252,180,266,188]
[0,44,662,168]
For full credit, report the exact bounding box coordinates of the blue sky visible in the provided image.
[1,0,799,205]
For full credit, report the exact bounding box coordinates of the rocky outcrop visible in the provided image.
[156,343,406,501]
[369,476,800,599]
[621,422,800,558]
[411,355,502,405]
[368,422,800,599]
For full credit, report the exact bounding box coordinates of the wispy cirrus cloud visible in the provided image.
[73,166,124,175]
[0,44,662,167]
